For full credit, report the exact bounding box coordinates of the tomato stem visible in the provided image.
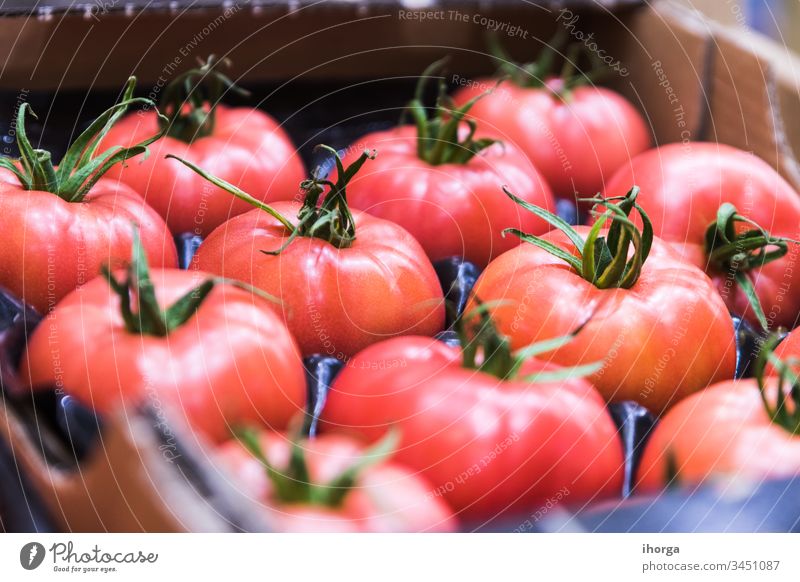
[168,144,375,251]
[406,60,499,166]
[456,300,602,382]
[158,55,249,143]
[754,334,800,435]
[103,227,277,336]
[0,77,167,202]
[236,425,400,508]
[504,186,653,289]
[704,203,797,332]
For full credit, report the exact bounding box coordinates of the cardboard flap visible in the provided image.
[709,22,800,190]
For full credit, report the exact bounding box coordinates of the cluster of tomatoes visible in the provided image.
[3,51,800,533]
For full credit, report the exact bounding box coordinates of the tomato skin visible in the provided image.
[0,174,177,314]
[20,269,306,443]
[469,227,737,415]
[217,432,458,532]
[452,81,650,200]
[192,201,445,358]
[774,328,800,364]
[604,142,800,329]
[338,126,554,267]
[320,336,624,520]
[103,106,305,236]
[637,378,800,490]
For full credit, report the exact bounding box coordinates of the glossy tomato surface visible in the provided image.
[338,126,554,267]
[321,336,624,522]
[604,143,800,329]
[774,327,800,365]
[0,172,177,313]
[637,378,800,491]
[20,269,306,443]
[470,227,737,415]
[193,202,445,358]
[104,106,305,236]
[217,432,458,532]
[453,80,650,200]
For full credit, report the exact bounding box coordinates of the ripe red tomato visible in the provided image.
[217,431,458,532]
[339,125,553,267]
[604,142,800,330]
[0,79,177,313]
[321,312,624,521]
[103,58,304,236]
[637,337,800,490]
[453,76,649,200]
[20,239,305,443]
[636,378,800,491]
[469,188,736,415]
[179,147,444,358]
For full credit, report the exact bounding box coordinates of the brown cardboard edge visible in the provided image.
[0,397,274,532]
[705,13,800,190]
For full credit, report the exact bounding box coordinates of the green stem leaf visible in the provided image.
[3,77,165,202]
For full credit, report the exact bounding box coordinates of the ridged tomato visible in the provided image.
[103,58,304,236]
[218,430,458,532]
[452,44,649,200]
[21,235,305,443]
[604,143,800,330]
[469,187,736,415]
[322,309,624,522]
[0,78,176,313]
[177,146,445,358]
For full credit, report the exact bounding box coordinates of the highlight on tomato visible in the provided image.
[0,77,177,313]
[172,145,445,359]
[336,61,554,267]
[604,142,800,331]
[637,335,800,491]
[452,35,650,202]
[103,56,305,236]
[469,186,736,415]
[321,304,624,522]
[218,427,457,532]
[20,232,306,443]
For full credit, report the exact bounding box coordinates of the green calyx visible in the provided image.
[237,426,400,508]
[488,31,606,99]
[455,300,601,382]
[103,227,276,337]
[158,55,249,143]
[753,334,800,435]
[504,186,653,290]
[705,203,796,332]
[0,77,166,203]
[168,144,375,252]
[406,59,498,166]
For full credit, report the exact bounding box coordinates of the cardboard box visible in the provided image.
[1,0,799,532]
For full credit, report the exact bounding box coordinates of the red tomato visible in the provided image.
[217,431,458,532]
[775,327,800,363]
[470,190,736,415]
[178,147,444,358]
[320,335,624,521]
[636,378,800,490]
[0,177,176,313]
[20,263,306,443]
[103,60,304,236]
[453,78,649,200]
[0,78,177,313]
[339,125,554,266]
[193,201,444,357]
[604,142,800,329]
